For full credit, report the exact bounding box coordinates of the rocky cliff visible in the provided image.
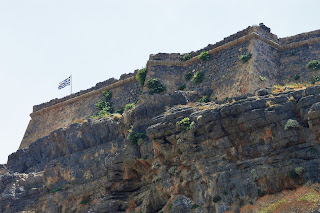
[2,84,320,212]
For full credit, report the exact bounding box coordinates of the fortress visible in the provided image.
[4,23,320,213]
[20,23,320,149]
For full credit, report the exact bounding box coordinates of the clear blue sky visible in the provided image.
[0,0,319,164]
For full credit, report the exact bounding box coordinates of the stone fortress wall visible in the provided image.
[19,23,320,149]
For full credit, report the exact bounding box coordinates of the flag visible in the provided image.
[58,76,71,90]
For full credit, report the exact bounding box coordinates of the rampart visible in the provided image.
[20,23,320,149]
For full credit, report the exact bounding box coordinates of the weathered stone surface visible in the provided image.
[3,85,320,212]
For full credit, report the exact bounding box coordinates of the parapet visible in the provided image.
[33,73,136,113]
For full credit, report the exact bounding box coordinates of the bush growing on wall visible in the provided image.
[180,53,191,61]
[91,90,113,119]
[136,68,147,87]
[192,71,204,84]
[147,78,166,94]
[306,60,320,70]
[198,51,210,61]
[238,53,252,63]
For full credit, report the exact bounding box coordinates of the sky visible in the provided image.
[0,0,319,164]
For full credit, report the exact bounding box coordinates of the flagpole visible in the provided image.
[70,75,72,95]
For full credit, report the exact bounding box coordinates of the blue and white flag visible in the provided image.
[58,76,71,90]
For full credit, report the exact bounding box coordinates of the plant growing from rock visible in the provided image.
[198,51,210,61]
[238,53,252,63]
[50,187,62,194]
[147,78,166,94]
[288,167,304,179]
[212,195,221,203]
[311,75,320,84]
[115,108,124,114]
[192,71,204,84]
[185,72,193,81]
[284,119,300,130]
[136,67,147,86]
[124,103,135,111]
[259,76,266,81]
[197,96,209,103]
[80,198,90,205]
[178,84,186,90]
[178,117,192,131]
[91,90,113,119]
[295,167,304,176]
[127,129,145,145]
[306,60,320,70]
[288,169,299,179]
[257,189,265,197]
[180,53,191,61]
[191,204,200,209]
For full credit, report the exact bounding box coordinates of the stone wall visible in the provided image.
[20,73,141,149]
[279,41,320,84]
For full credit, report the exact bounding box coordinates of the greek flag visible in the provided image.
[58,76,71,90]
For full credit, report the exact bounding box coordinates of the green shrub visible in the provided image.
[178,84,186,90]
[198,51,210,61]
[128,131,145,145]
[197,96,209,103]
[115,108,124,114]
[311,75,320,84]
[295,167,304,176]
[178,117,191,131]
[124,103,135,111]
[92,90,114,119]
[80,198,90,205]
[192,71,204,84]
[257,189,265,197]
[180,53,191,61]
[50,187,62,194]
[147,78,166,94]
[213,195,221,203]
[306,60,320,70]
[288,169,299,179]
[102,90,112,101]
[294,74,300,81]
[136,68,147,86]
[239,53,252,63]
[284,119,300,130]
[95,100,111,110]
[185,72,193,81]
[191,204,200,209]
[259,76,266,81]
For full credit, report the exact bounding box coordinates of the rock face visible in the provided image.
[2,85,320,212]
